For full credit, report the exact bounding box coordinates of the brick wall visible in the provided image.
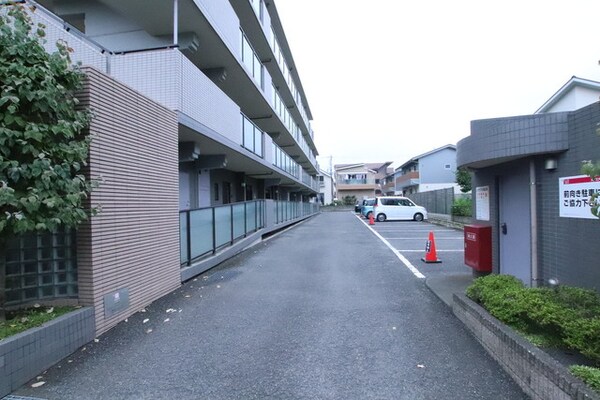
[77,67,180,335]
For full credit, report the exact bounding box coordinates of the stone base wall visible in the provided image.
[453,293,598,400]
[0,308,95,397]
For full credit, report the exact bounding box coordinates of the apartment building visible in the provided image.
[334,162,393,201]
[5,0,320,335]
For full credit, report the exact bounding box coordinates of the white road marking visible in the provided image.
[396,249,465,252]
[356,215,425,279]
[386,236,465,240]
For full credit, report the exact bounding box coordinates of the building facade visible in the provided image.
[318,169,335,205]
[394,145,458,195]
[7,0,320,335]
[334,162,393,201]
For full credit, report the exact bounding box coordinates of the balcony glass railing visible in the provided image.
[180,200,265,265]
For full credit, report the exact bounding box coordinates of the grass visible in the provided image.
[0,305,77,340]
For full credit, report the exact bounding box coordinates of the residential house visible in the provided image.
[457,77,600,289]
[318,169,336,205]
[535,76,600,114]
[394,145,458,195]
[5,0,320,336]
[334,162,393,201]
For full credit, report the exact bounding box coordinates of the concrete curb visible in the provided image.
[452,293,599,400]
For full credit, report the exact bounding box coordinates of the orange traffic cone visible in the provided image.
[369,212,375,225]
[421,231,441,263]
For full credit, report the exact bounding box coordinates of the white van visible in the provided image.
[373,196,428,222]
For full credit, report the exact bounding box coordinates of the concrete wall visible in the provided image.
[77,68,181,335]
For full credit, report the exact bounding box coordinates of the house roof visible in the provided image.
[535,76,600,114]
[335,162,393,173]
[318,169,332,179]
[395,144,456,171]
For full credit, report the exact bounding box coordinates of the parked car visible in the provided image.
[354,201,362,213]
[360,198,376,219]
[372,196,428,222]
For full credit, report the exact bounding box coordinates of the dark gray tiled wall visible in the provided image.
[458,112,569,168]
[463,102,600,290]
[0,307,95,398]
[537,103,600,289]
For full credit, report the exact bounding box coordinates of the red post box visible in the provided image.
[464,225,492,272]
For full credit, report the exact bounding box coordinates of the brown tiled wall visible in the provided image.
[77,67,180,335]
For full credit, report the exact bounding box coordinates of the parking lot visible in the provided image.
[354,212,473,281]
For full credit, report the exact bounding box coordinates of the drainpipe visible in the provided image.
[173,0,179,46]
[530,160,539,287]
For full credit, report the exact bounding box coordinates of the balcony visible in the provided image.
[395,171,420,190]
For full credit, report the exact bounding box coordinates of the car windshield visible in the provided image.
[366,199,375,206]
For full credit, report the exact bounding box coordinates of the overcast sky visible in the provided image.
[275,0,600,171]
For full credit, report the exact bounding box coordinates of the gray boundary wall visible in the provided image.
[0,308,95,397]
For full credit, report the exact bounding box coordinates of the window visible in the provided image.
[214,183,219,201]
[444,164,451,170]
[240,30,263,88]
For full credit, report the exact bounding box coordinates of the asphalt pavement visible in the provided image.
[12,212,526,400]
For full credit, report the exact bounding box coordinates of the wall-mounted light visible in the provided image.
[544,158,558,170]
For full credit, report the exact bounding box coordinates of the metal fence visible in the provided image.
[407,188,470,215]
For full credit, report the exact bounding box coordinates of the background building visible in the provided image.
[394,145,458,195]
[334,162,393,201]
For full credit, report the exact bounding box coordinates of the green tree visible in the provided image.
[0,4,97,319]
[455,167,472,193]
[580,125,600,219]
[581,161,600,218]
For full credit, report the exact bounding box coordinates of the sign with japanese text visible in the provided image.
[476,186,490,221]
[559,175,600,219]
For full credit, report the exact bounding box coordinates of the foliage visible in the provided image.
[466,275,600,365]
[0,4,97,236]
[451,196,472,217]
[569,365,600,394]
[331,199,344,207]
[342,195,356,206]
[0,305,76,339]
[581,161,600,218]
[455,167,472,193]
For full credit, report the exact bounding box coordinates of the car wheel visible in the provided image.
[414,213,424,222]
[376,213,386,222]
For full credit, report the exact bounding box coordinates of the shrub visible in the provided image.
[343,195,356,206]
[451,197,472,217]
[569,365,600,393]
[466,275,600,365]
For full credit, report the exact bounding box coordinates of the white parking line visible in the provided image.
[355,215,425,279]
[396,249,464,252]
[384,237,463,240]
